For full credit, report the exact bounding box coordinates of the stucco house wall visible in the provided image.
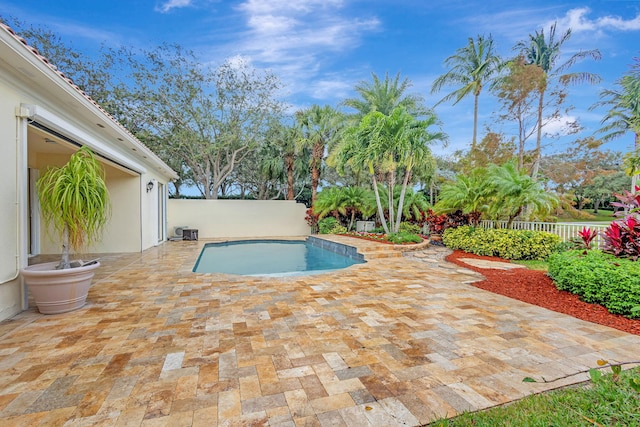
[0,23,178,321]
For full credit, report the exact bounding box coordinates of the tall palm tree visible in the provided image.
[296,105,342,204]
[431,34,503,149]
[516,23,601,179]
[343,72,425,117]
[591,71,640,190]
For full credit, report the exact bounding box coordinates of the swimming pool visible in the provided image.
[192,238,365,276]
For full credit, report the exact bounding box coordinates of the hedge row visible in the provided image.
[548,250,640,317]
[442,226,561,260]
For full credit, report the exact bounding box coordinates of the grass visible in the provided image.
[557,210,616,223]
[429,367,640,426]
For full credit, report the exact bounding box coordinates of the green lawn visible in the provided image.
[429,367,640,426]
[556,210,616,223]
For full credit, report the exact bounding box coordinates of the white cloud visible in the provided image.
[308,78,353,100]
[542,114,578,137]
[548,7,640,35]
[214,0,380,103]
[155,0,193,13]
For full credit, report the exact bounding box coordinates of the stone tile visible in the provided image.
[1,239,639,426]
[309,393,355,414]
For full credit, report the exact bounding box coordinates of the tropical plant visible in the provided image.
[330,107,442,234]
[516,22,601,179]
[342,72,426,118]
[297,105,342,204]
[485,161,558,227]
[434,169,489,216]
[602,186,640,260]
[317,217,347,234]
[577,226,598,251]
[431,34,503,148]
[591,67,640,190]
[424,209,481,235]
[36,146,111,269]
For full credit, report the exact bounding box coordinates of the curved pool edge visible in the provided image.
[192,237,366,276]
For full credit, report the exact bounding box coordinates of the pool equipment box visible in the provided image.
[182,229,198,240]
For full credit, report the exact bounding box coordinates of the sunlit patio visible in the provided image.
[1,236,639,426]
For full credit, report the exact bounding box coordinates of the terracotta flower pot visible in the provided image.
[21,261,100,314]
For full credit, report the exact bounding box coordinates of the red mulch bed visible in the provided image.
[446,250,640,336]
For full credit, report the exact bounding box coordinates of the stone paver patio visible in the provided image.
[1,235,639,426]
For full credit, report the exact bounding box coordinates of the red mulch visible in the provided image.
[445,250,640,336]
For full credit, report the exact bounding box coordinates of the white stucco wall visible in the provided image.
[0,81,22,320]
[168,200,310,238]
[0,24,180,321]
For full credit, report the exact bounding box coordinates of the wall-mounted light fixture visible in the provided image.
[146,180,154,193]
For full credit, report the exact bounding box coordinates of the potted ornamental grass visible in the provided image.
[21,146,110,314]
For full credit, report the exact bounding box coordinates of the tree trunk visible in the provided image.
[632,131,638,193]
[531,90,544,180]
[60,224,71,270]
[472,92,479,149]
[387,171,396,233]
[507,206,523,229]
[310,142,323,204]
[394,170,411,233]
[286,154,295,200]
[372,174,390,234]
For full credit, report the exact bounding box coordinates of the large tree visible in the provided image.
[296,105,342,204]
[515,23,601,179]
[494,57,546,170]
[431,34,503,148]
[330,107,442,234]
[129,48,283,198]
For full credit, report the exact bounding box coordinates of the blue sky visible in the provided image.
[2,0,639,157]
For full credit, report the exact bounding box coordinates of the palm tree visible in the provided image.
[486,161,558,227]
[314,186,373,231]
[434,169,489,217]
[431,34,503,148]
[378,187,430,222]
[296,105,342,204]
[343,72,425,117]
[516,23,601,179]
[591,71,640,190]
[331,107,443,234]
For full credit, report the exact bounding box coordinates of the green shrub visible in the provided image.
[443,226,561,260]
[318,217,346,234]
[387,232,423,244]
[548,250,640,317]
[399,222,421,234]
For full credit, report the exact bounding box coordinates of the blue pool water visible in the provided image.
[192,239,365,276]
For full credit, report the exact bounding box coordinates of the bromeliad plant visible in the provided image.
[37,146,111,269]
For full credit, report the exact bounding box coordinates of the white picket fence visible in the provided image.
[477,220,610,249]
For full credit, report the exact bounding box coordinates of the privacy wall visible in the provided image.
[167,200,310,238]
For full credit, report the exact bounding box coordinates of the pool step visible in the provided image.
[359,249,403,260]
